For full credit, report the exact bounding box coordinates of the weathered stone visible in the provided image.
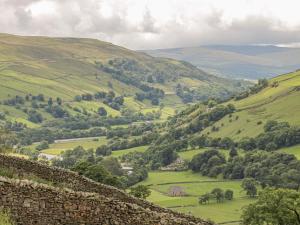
[0,154,214,225]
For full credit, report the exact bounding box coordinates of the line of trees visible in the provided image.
[199,188,234,204]
[189,149,300,190]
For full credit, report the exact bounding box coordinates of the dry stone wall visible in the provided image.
[0,176,203,225]
[0,154,213,225]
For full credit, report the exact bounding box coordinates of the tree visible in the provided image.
[242,178,257,198]
[151,98,159,105]
[56,97,62,105]
[242,188,300,225]
[224,189,234,200]
[47,97,53,106]
[35,141,49,150]
[211,188,224,203]
[199,193,211,204]
[28,110,43,123]
[97,107,107,116]
[74,95,82,102]
[129,185,151,199]
[229,147,238,158]
[100,157,123,176]
[264,120,278,132]
[96,145,111,156]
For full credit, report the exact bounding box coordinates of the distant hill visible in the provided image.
[143,45,300,79]
[0,34,246,126]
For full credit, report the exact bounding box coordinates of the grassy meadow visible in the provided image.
[27,137,149,158]
[139,171,254,224]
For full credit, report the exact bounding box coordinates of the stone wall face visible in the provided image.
[0,154,213,225]
[0,177,200,225]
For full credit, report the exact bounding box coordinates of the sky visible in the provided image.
[0,0,300,49]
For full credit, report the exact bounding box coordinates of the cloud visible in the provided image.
[0,0,300,49]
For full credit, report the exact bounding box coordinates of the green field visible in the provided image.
[35,137,108,155]
[32,137,148,158]
[139,171,254,224]
[111,145,149,157]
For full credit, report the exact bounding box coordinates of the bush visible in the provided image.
[129,185,151,199]
[35,141,49,151]
[224,189,234,200]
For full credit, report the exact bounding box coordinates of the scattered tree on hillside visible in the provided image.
[97,107,107,116]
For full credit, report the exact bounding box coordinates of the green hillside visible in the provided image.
[171,70,300,140]
[0,33,245,126]
[204,70,300,140]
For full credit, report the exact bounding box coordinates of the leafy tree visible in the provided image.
[129,185,151,199]
[97,107,107,116]
[189,149,226,176]
[242,178,258,198]
[74,95,82,102]
[56,97,62,105]
[229,147,238,158]
[199,193,211,204]
[100,157,123,176]
[224,189,234,200]
[95,145,111,156]
[151,98,159,105]
[28,110,43,123]
[35,141,49,151]
[238,137,256,151]
[242,188,300,225]
[211,188,224,203]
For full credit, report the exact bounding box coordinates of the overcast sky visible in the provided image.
[1,0,300,49]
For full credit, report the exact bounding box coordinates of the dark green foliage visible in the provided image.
[242,188,300,225]
[27,110,43,123]
[97,107,107,116]
[45,105,69,118]
[73,161,121,187]
[189,149,226,177]
[199,193,211,204]
[211,188,224,202]
[95,145,111,156]
[224,189,234,200]
[199,188,233,204]
[3,96,25,106]
[229,147,238,158]
[35,141,49,151]
[235,79,268,100]
[242,178,257,198]
[129,185,151,199]
[190,149,300,190]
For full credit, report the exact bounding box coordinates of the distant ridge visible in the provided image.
[142,45,300,79]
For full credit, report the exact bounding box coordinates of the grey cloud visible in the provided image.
[0,0,300,49]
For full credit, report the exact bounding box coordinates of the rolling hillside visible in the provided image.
[143,45,300,79]
[0,33,245,126]
[171,70,300,140]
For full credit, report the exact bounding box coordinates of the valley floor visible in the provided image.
[139,171,255,224]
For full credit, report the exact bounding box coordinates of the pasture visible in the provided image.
[139,171,255,224]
